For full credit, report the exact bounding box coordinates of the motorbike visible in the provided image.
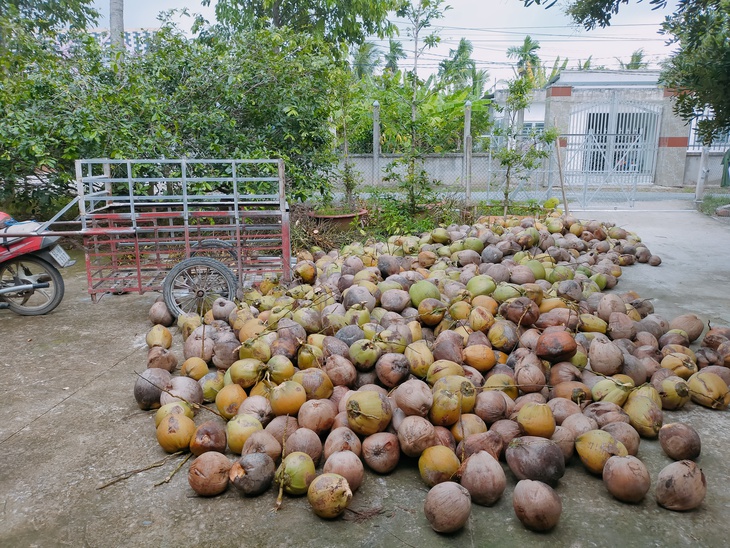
[0,212,75,315]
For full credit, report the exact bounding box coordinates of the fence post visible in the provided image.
[372,101,381,187]
[694,145,709,203]
[463,101,472,203]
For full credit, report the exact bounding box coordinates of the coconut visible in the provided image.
[154,401,194,428]
[241,430,282,462]
[227,414,263,454]
[623,395,663,438]
[546,398,581,425]
[418,445,461,487]
[156,413,196,453]
[146,324,173,349]
[457,450,506,506]
[424,482,472,533]
[160,376,204,408]
[397,415,438,457]
[346,390,392,436]
[375,353,410,388]
[362,432,400,474]
[601,422,641,456]
[323,451,364,492]
[550,426,575,463]
[147,346,178,373]
[275,451,316,496]
[455,431,503,462]
[283,427,323,465]
[582,401,630,428]
[655,460,706,511]
[588,338,624,375]
[516,402,556,438]
[393,378,433,417]
[658,423,701,461]
[215,383,247,419]
[449,414,487,443]
[602,455,651,503]
[505,436,565,486]
[404,339,435,378]
[512,479,562,532]
[324,427,362,459]
[229,452,276,496]
[134,368,172,410]
[575,429,628,474]
[535,330,578,363]
[307,473,353,519]
[190,420,227,456]
[560,413,599,439]
[188,451,231,496]
[293,399,334,436]
[655,375,691,410]
[687,371,730,409]
[237,395,274,427]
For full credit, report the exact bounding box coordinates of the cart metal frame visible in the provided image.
[69,158,292,303]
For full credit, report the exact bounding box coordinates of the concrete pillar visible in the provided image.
[372,101,380,186]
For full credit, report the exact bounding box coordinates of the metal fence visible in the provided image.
[340,100,716,211]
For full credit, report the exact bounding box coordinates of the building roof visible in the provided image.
[550,69,661,89]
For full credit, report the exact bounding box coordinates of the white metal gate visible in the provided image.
[560,94,662,208]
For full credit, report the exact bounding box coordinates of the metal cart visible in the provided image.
[70,158,292,315]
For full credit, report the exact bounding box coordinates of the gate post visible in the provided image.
[372,101,381,187]
[463,101,472,203]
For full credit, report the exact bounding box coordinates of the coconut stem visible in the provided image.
[154,452,192,487]
[274,415,291,512]
[97,451,184,489]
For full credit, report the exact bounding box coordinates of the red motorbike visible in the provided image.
[0,211,75,315]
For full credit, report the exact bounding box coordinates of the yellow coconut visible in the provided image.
[687,372,730,410]
[575,430,628,474]
[516,402,556,438]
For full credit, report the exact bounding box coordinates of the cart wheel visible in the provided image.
[0,256,65,315]
[163,257,238,317]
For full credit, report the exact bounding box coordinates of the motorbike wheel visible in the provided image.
[163,257,238,318]
[0,256,65,315]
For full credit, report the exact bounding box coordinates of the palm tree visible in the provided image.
[470,67,489,98]
[438,38,475,91]
[350,42,381,80]
[383,39,406,73]
[616,49,649,70]
[507,36,541,81]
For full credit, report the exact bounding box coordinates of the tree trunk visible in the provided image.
[110,0,124,57]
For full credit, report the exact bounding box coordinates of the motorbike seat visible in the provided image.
[1,221,42,245]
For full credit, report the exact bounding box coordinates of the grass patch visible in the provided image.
[697,193,730,215]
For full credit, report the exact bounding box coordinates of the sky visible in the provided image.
[91,0,678,87]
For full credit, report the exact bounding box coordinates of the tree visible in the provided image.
[519,0,669,30]
[384,39,406,73]
[396,0,450,142]
[521,0,730,141]
[661,2,730,143]
[438,38,476,91]
[0,22,347,218]
[494,76,559,215]
[201,0,399,49]
[535,56,568,87]
[507,36,541,82]
[0,0,98,33]
[350,42,381,80]
[616,48,648,70]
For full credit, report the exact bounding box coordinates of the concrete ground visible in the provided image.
[1,203,729,548]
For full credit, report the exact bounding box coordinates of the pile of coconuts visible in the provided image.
[135,213,730,533]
